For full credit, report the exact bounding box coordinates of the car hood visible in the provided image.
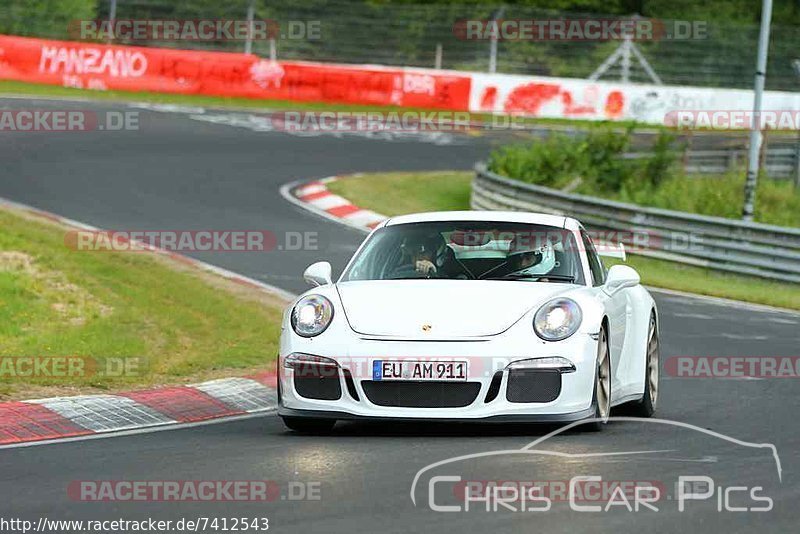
[336,280,573,339]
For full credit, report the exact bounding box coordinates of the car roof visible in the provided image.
[383,211,577,230]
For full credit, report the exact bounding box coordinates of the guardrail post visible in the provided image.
[244,0,255,55]
[759,126,770,177]
[794,134,800,188]
[727,149,737,171]
[682,131,692,174]
[107,0,117,44]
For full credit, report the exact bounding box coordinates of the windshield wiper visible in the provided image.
[483,273,576,283]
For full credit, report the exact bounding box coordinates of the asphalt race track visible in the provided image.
[1,98,799,533]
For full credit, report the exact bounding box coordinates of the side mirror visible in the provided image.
[304,261,333,287]
[604,264,640,295]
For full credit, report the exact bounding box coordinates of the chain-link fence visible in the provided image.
[2,0,799,91]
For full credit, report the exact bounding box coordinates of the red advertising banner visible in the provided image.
[0,35,471,110]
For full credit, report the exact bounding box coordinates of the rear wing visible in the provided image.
[596,242,626,261]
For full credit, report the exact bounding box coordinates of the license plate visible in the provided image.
[372,360,468,381]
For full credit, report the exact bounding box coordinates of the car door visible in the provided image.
[580,230,628,397]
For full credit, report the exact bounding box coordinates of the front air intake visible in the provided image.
[505,369,561,403]
[293,364,342,401]
[362,381,481,408]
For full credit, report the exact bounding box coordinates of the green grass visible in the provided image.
[327,171,800,311]
[603,255,800,309]
[0,207,285,400]
[328,171,473,216]
[612,171,800,228]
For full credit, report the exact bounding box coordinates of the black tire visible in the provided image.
[281,416,336,434]
[585,325,611,432]
[630,312,659,418]
[276,358,282,405]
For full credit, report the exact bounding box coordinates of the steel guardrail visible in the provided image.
[472,163,800,283]
[623,146,800,181]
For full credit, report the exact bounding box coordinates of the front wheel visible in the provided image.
[585,325,611,432]
[630,313,659,417]
[281,416,336,434]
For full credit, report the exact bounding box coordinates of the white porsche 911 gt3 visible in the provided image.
[278,211,660,432]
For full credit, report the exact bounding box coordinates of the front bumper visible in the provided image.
[277,406,595,423]
[278,332,599,422]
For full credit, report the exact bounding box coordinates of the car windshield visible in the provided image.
[341,221,585,284]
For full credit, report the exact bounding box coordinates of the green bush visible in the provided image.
[580,125,633,192]
[488,125,799,228]
[487,124,636,193]
[487,133,579,189]
[0,0,96,39]
[641,130,679,188]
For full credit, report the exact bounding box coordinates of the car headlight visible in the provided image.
[291,295,334,337]
[533,298,582,341]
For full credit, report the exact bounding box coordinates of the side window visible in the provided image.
[581,230,606,286]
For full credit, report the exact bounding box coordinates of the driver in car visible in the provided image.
[505,238,557,277]
[400,231,469,278]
